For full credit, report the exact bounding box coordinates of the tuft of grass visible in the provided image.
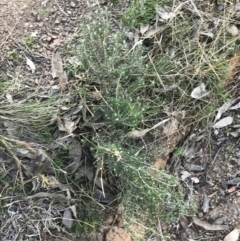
[0,75,12,92]
[38,8,48,18]
[24,36,35,49]
[94,143,194,222]
[8,50,22,64]
[74,196,105,234]
[0,95,65,142]
[122,0,171,28]
[66,9,195,238]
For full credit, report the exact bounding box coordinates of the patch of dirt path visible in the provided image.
[0,0,31,62]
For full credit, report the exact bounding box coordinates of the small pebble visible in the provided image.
[50,8,57,14]
[70,1,76,7]
[213,217,227,225]
[64,26,71,32]
[31,11,37,17]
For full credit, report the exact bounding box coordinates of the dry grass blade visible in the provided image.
[3,136,37,154]
[0,135,38,194]
[148,54,166,90]
[0,139,25,194]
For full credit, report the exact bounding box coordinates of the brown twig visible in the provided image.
[157,218,165,241]
[54,0,69,16]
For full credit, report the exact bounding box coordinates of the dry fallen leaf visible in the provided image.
[200,32,214,38]
[155,6,175,20]
[180,170,192,181]
[52,51,63,78]
[62,209,73,228]
[228,56,240,78]
[16,148,38,159]
[124,129,150,139]
[143,26,163,39]
[24,192,69,201]
[134,31,140,44]
[226,25,239,36]
[193,217,229,230]
[123,118,169,139]
[6,93,13,103]
[140,24,149,35]
[213,116,233,128]
[230,131,240,137]
[68,139,82,173]
[230,102,240,110]
[224,229,240,241]
[215,98,239,122]
[26,57,36,73]
[191,177,200,183]
[202,195,211,213]
[191,83,208,99]
[58,115,80,134]
[59,72,68,91]
[179,215,189,229]
[69,205,77,219]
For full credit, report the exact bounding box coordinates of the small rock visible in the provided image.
[213,217,227,225]
[64,26,71,32]
[30,31,38,37]
[55,19,60,24]
[191,177,200,183]
[53,38,61,46]
[50,8,57,14]
[47,36,52,42]
[67,11,72,15]
[188,164,204,172]
[38,22,43,27]
[70,1,76,7]
[31,11,37,17]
